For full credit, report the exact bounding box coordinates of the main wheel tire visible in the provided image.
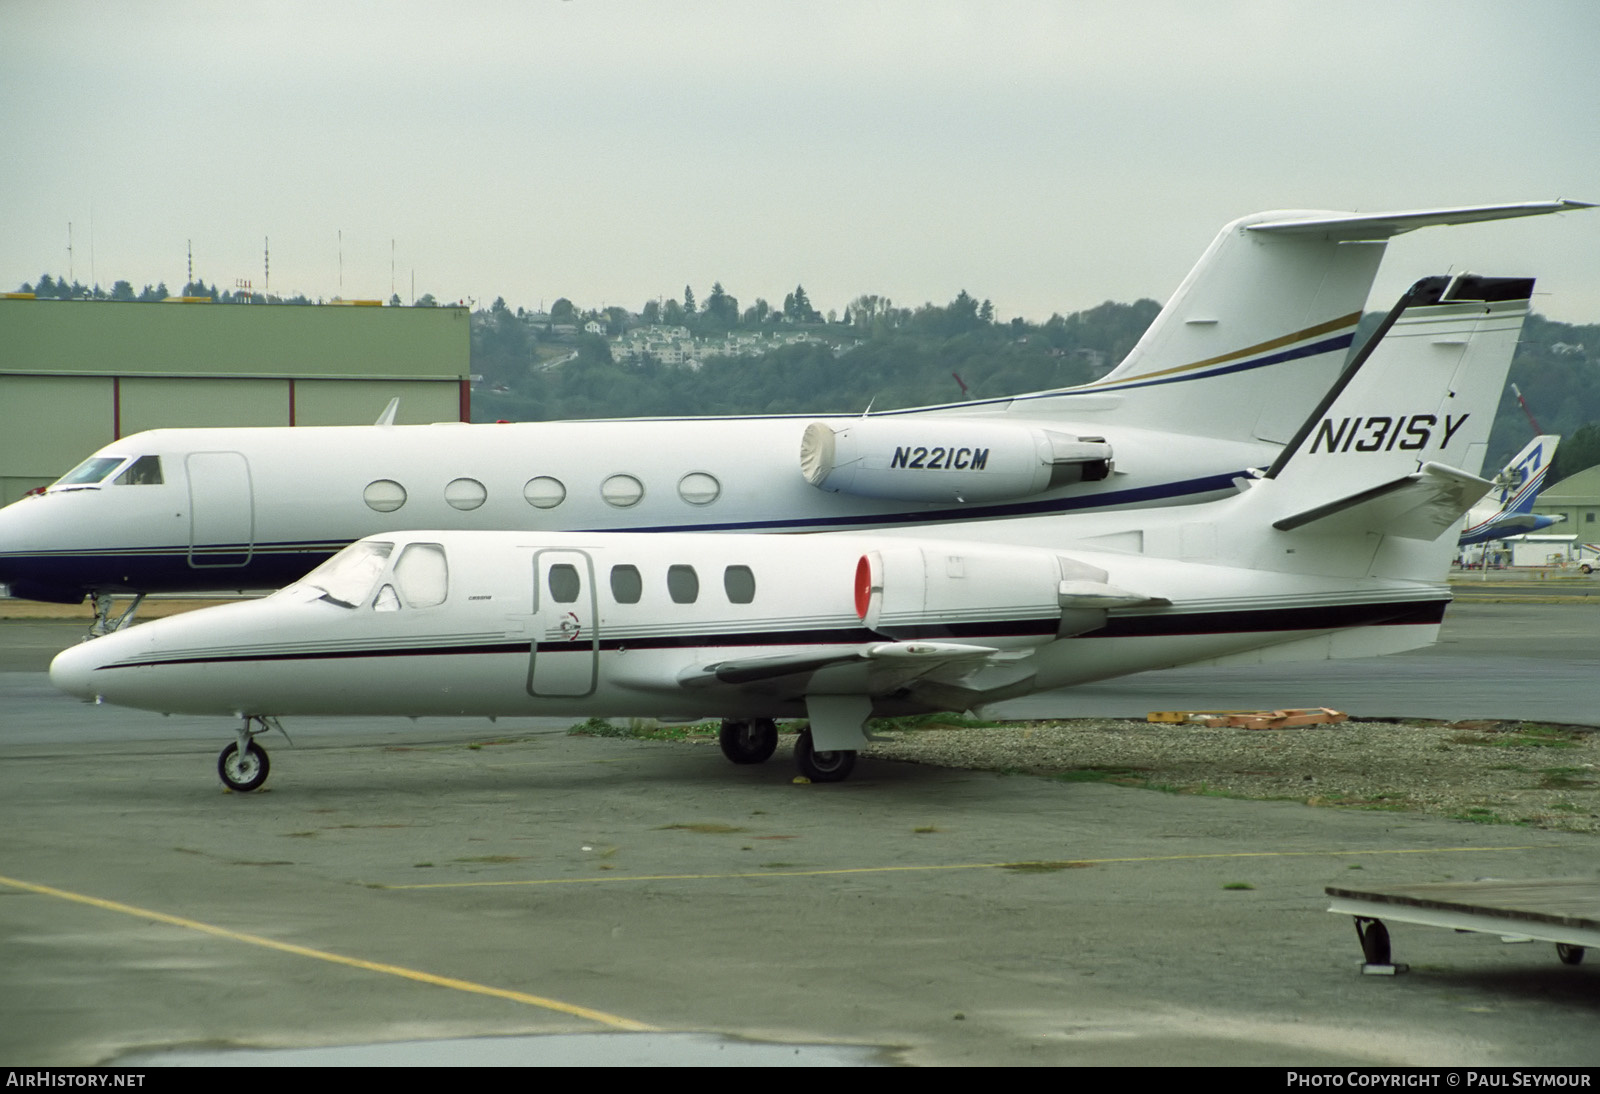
[1557,943,1585,966]
[1355,918,1391,966]
[794,728,856,783]
[719,718,778,765]
[218,740,270,792]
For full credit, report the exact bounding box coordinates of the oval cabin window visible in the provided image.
[364,480,407,513]
[445,478,487,511]
[677,472,721,506]
[524,476,566,509]
[601,474,645,509]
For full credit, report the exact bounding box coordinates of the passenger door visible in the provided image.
[527,549,599,697]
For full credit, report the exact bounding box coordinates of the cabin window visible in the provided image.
[601,474,645,508]
[667,564,699,604]
[302,540,394,608]
[610,564,643,604]
[114,455,163,486]
[677,472,721,506]
[445,477,487,511]
[55,456,124,486]
[394,543,449,608]
[524,476,566,509]
[373,584,402,612]
[723,565,756,604]
[548,563,582,603]
[364,479,407,513]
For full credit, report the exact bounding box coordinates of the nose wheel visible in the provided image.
[217,715,284,792]
[218,740,270,792]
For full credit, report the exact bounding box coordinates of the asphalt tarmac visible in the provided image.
[2,601,1597,1067]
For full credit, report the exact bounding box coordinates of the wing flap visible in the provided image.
[677,640,1001,689]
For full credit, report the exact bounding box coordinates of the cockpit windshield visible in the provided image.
[114,455,163,485]
[53,456,126,488]
[295,541,395,608]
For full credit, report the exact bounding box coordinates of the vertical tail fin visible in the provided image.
[1458,434,1562,545]
[1260,274,1534,549]
[1488,434,1560,515]
[1013,201,1585,449]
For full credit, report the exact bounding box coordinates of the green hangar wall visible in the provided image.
[0,298,471,504]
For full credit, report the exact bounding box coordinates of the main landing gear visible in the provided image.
[218,715,285,792]
[794,728,856,783]
[719,718,778,764]
[717,719,858,782]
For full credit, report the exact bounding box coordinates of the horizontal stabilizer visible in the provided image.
[1272,461,1492,540]
[1249,200,1593,240]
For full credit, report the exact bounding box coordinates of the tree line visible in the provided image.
[16,270,1600,482]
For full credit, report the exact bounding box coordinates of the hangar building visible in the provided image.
[0,297,470,505]
[1533,465,1600,540]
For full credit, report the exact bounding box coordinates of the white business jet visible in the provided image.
[2,201,1586,638]
[50,271,1531,790]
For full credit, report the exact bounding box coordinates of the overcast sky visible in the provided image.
[4,1,1597,323]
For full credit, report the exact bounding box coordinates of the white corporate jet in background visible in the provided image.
[1457,434,1563,548]
[50,271,1533,791]
[2,200,1588,637]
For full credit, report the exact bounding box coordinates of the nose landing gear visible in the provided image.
[218,715,286,792]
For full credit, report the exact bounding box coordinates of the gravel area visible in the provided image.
[853,717,1600,834]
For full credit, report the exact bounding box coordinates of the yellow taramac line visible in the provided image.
[0,873,656,1032]
[384,845,1540,890]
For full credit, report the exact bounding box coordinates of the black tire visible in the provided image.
[1557,943,1585,966]
[218,740,270,792]
[719,718,778,765]
[1355,918,1391,966]
[1581,564,1593,575]
[794,728,856,783]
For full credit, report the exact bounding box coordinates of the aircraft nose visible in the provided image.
[49,638,110,701]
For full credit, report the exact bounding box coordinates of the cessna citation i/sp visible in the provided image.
[4,201,1589,639]
[51,272,1532,790]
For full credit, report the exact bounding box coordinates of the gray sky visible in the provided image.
[4,1,1598,322]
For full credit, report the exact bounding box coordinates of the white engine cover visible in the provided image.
[855,545,1123,641]
[800,419,1112,503]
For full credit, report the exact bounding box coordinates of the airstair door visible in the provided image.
[527,549,599,697]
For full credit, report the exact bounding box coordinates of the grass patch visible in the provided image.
[870,713,1007,731]
[658,823,745,834]
[913,825,941,834]
[1222,881,1255,890]
[1048,766,1153,786]
[1448,724,1583,750]
[1001,860,1091,873]
[568,717,719,741]
[1537,767,1596,790]
[1307,793,1414,812]
[453,854,523,864]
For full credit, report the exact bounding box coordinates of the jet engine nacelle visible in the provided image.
[854,544,1150,642]
[800,420,1112,503]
